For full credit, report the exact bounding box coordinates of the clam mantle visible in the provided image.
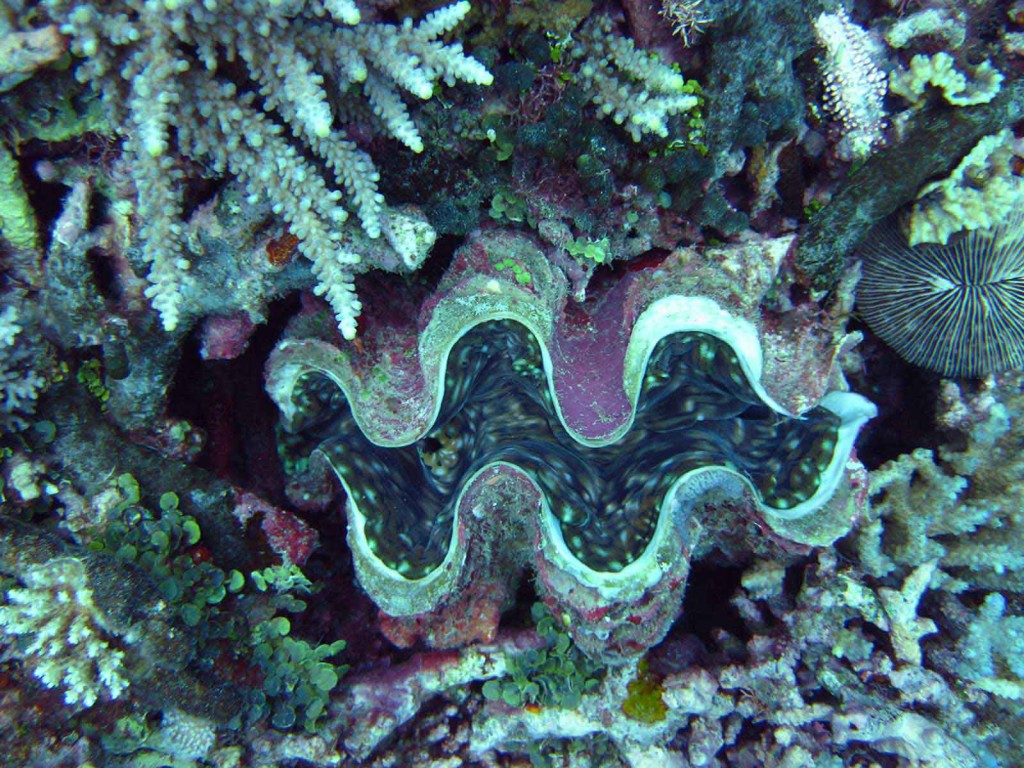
[266,231,876,661]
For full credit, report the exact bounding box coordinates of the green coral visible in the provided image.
[489,190,531,224]
[482,603,604,709]
[89,477,348,731]
[0,140,38,250]
[92,479,227,629]
[958,593,1024,699]
[250,616,348,731]
[243,562,348,731]
[492,256,533,285]
[565,236,610,265]
[76,358,111,408]
[621,659,667,723]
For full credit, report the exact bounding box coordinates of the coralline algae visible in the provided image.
[266,230,876,661]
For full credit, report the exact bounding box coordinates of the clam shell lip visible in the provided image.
[272,293,833,447]
[268,293,877,608]
[342,390,875,606]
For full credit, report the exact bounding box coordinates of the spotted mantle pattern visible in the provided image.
[266,231,876,660]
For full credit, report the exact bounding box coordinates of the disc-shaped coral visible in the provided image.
[857,211,1024,377]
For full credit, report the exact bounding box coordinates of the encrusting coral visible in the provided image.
[906,129,1024,247]
[39,0,492,338]
[0,140,40,252]
[889,51,1004,109]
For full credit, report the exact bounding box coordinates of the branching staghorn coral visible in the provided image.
[571,15,701,142]
[952,592,1024,700]
[40,0,492,338]
[0,304,50,431]
[840,376,1024,758]
[0,557,130,708]
[856,373,1024,593]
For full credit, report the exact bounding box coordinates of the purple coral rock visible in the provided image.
[199,312,257,361]
[233,491,318,566]
[265,230,876,662]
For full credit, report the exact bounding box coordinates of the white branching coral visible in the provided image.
[572,15,701,142]
[0,557,130,708]
[956,593,1024,697]
[814,8,888,161]
[877,560,939,666]
[0,305,46,430]
[858,374,1024,587]
[42,0,492,339]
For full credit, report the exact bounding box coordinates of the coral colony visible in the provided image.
[2,1,1024,767]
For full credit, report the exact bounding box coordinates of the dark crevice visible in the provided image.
[846,318,942,470]
[167,294,299,502]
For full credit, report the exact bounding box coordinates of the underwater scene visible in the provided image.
[1,0,1023,765]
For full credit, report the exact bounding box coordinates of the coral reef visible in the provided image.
[1,0,1023,765]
